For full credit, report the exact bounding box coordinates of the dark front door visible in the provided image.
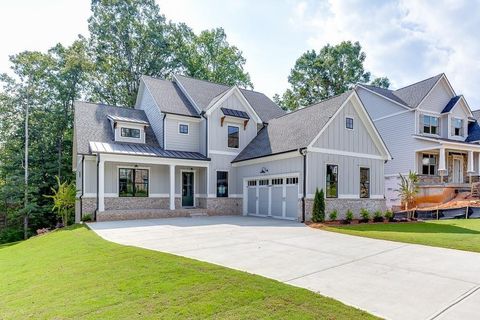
[182,171,194,207]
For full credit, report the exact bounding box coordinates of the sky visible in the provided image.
[1,0,480,107]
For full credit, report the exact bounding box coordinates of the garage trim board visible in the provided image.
[243,173,300,220]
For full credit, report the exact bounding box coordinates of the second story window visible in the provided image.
[453,118,463,136]
[121,127,141,138]
[228,125,239,148]
[422,115,439,135]
[346,117,354,129]
[179,123,189,134]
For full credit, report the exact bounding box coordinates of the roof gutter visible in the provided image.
[300,147,308,223]
[162,113,166,148]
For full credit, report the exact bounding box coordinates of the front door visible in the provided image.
[182,172,194,207]
[453,157,463,183]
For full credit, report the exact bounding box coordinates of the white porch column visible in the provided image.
[169,164,176,210]
[98,159,105,212]
[468,150,475,174]
[439,147,446,171]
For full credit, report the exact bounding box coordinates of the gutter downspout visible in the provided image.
[200,111,208,157]
[79,155,85,221]
[300,147,307,223]
[95,154,100,222]
[162,113,167,149]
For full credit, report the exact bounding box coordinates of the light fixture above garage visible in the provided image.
[260,167,268,174]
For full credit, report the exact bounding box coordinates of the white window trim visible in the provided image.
[451,117,464,137]
[178,122,189,135]
[116,165,151,197]
[180,169,196,207]
[420,113,440,136]
[215,169,229,198]
[420,153,438,176]
[227,124,240,150]
[359,166,370,199]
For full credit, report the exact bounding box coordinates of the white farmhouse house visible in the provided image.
[73,75,391,222]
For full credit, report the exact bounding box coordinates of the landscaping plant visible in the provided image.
[360,208,370,223]
[329,210,338,221]
[312,188,326,222]
[44,176,76,227]
[343,210,354,224]
[397,171,419,219]
[373,210,384,222]
[384,210,394,222]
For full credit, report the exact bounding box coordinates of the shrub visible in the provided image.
[328,210,338,221]
[343,210,353,224]
[81,213,93,222]
[384,210,394,222]
[312,188,325,222]
[359,208,370,223]
[373,210,384,222]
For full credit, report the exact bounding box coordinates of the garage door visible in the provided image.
[245,176,299,220]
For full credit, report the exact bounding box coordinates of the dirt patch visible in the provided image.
[416,192,480,210]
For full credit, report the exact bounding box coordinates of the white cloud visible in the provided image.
[290,0,480,107]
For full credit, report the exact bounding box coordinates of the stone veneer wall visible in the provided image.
[197,197,242,216]
[304,198,387,221]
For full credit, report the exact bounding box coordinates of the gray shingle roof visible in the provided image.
[472,110,480,121]
[74,101,159,155]
[359,74,444,109]
[174,74,285,122]
[142,75,199,117]
[233,91,352,162]
[89,141,208,160]
[441,96,461,113]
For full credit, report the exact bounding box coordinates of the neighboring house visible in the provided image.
[73,75,391,222]
[356,73,480,208]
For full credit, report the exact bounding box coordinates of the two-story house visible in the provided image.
[73,75,391,222]
[356,74,480,208]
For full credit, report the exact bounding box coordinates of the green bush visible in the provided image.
[312,188,325,222]
[344,210,354,224]
[373,210,384,222]
[81,213,93,222]
[384,210,394,222]
[328,210,338,221]
[359,208,370,222]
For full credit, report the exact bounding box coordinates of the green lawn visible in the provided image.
[326,219,480,253]
[0,225,377,320]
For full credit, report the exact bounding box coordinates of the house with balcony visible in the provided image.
[73,75,391,222]
[356,74,480,208]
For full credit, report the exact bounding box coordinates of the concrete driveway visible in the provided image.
[88,216,480,320]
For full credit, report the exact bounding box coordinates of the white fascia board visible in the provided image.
[307,147,387,160]
[95,153,210,167]
[355,84,411,110]
[449,96,473,118]
[165,113,202,123]
[205,86,263,124]
[231,150,301,167]
[413,135,480,151]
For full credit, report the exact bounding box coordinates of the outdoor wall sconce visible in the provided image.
[260,167,268,174]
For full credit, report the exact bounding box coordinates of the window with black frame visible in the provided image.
[228,126,239,148]
[422,154,436,175]
[422,115,438,135]
[360,167,370,198]
[121,127,141,138]
[216,171,228,197]
[119,168,148,197]
[326,164,338,198]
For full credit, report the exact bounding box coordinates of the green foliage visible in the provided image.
[275,41,389,110]
[312,188,325,222]
[360,208,370,222]
[397,171,419,213]
[81,213,93,222]
[373,210,384,222]
[384,210,394,221]
[370,77,390,89]
[329,210,338,221]
[44,176,76,226]
[344,210,354,224]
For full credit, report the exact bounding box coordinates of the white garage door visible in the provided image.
[245,176,299,220]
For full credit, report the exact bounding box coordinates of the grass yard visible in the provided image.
[325,219,480,253]
[0,225,377,320]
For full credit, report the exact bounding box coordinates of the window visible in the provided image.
[259,179,269,186]
[272,178,283,185]
[286,177,298,184]
[422,154,437,175]
[422,115,439,135]
[121,127,141,138]
[247,180,257,187]
[326,164,338,198]
[216,171,228,197]
[228,126,239,148]
[453,118,463,136]
[119,168,148,197]
[346,117,354,129]
[179,123,189,134]
[360,168,370,199]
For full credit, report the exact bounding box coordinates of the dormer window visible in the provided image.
[422,115,439,135]
[453,118,463,136]
[179,123,189,134]
[121,127,141,138]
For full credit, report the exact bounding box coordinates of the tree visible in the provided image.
[170,25,252,88]
[275,41,389,110]
[45,176,77,226]
[370,76,390,89]
[87,0,174,106]
[397,171,419,218]
[312,188,325,222]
